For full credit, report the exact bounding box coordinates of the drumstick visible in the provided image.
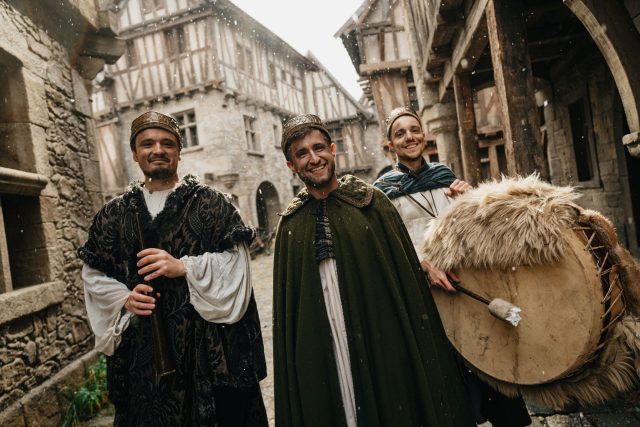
[446,275,522,327]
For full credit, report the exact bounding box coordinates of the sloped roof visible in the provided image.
[334,0,375,37]
[113,0,317,69]
[211,0,315,68]
[306,51,374,120]
[334,0,376,72]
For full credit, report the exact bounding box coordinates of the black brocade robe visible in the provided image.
[78,175,267,427]
[273,175,474,427]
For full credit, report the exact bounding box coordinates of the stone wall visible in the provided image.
[546,52,636,247]
[0,1,119,424]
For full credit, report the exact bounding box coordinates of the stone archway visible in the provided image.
[256,181,280,233]
[564,0,640,156]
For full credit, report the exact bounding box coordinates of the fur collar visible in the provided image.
[281,175,374,217]
[122,174,202,235]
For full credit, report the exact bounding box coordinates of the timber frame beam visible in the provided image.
[438,0,489,102]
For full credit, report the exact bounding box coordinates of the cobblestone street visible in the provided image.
[249,252,640,427]
[251,252,276,426]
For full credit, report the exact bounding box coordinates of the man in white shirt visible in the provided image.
[78,111,267,426]
[374,107,531,427]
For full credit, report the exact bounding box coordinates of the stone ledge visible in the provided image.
[0,167,48,196]
[0,281,65,326]
[0,350,98,427]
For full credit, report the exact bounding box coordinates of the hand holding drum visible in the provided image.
[422,175,640,410]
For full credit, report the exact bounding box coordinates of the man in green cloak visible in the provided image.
[272,114,475,426]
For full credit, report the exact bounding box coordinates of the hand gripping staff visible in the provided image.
[135,213,177,384]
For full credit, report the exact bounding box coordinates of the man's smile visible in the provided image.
[308,163,327,173]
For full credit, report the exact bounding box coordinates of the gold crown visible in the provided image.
[281,114,330,155]
[130,111,182,149]
[384,106,421,139]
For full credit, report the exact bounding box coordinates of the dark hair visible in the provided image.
[284,127,331,161]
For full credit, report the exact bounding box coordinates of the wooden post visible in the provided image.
[486,0,546,177]
[453,73,481,185]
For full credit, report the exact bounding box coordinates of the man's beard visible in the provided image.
[298,161,336,189]
[396,144,426,164]
[142,155,176,180]
[143,167,174,180]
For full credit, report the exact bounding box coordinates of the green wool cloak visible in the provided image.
[273,175,474,427]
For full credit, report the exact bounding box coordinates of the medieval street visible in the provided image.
[81,250,640,427]
[3,0,640,425]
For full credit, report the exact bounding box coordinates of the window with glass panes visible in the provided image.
[328,127,345,152]
[165,25,185,58]
[268,62,277,85]
[244,115,259,151]
[273,124,280,148]
[0,51,51,293]
[174,110,198,148]
[142,0,166,16]
[126,40,139,67]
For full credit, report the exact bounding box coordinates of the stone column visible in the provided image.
[425,101,463,176]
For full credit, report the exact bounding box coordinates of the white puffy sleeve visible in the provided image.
[180,242,252,324]
[82,264,134,356]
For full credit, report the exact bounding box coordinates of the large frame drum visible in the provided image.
[422,176,640,409]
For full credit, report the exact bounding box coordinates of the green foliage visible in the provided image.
[62,354,109,427]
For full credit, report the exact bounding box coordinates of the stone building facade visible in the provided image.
[339,0,640,255]
[93,0,388,232]
[0,1,122,425]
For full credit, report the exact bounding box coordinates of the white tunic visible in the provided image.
[389,187,452,257]
[319,259,357,427]
[82,185,252,355]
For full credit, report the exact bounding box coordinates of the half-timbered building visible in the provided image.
[340,0,640,255]
[93,0,386,233]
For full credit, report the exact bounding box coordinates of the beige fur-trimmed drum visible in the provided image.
[422,175,640,410]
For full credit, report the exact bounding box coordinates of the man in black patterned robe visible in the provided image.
[78,111,267,427]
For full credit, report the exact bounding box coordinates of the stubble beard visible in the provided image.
[142,165,176,180]
[298,161,336,189]
[396,141,426,166]
[398,152,424,165]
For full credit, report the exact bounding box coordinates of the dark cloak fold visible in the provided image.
[78,175,266,427]
[273,175,474,427]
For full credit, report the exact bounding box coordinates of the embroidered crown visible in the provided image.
[130,111,183,150]
[281,114,331,156]
[384,106,421,139]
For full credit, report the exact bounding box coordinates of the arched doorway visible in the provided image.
[256,181,280,233]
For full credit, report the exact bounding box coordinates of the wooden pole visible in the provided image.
[486,0,547,177]
[453,72,481,185]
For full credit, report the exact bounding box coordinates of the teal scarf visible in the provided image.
[374,161,457,199]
